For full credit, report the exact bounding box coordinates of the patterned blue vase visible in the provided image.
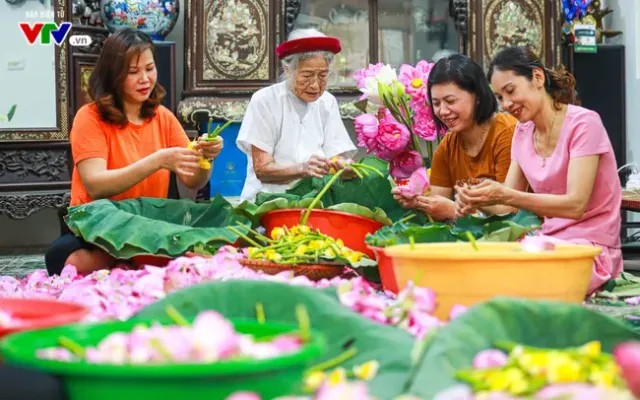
[100,0,180,41]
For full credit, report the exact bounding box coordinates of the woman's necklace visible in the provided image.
[462,124,490,155]
[534,110,558,168]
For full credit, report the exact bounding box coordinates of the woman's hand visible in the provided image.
[392,188,456,220]
[454,179,509,217]
[392,187,419,209]
[195,136,224,162]
[329,156,357,179]
[157,147,201,177]
[301,154,330,178]
[414,195,456,220]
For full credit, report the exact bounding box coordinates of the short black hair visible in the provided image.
[427,54,498,131]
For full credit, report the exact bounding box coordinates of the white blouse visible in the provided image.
[236,81,357,201]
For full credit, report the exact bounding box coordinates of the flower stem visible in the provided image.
[307,347,358,373]
[256,303,266,324]
[58,336,86,358]
[166,305,190,326]
[351,163,384,178]
[228,225,263,248]
[465,231,479,251]
[296,304,311,342]
[300,169,345,226]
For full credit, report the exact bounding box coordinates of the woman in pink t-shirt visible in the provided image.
[455,46,623,294]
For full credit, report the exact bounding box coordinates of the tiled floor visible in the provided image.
[0,253,46,277]
[0,253,639,279]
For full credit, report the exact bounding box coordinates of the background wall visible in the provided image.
[604,0,640,229]
[606,0,640,170]
[165,8,185,102]
[0,1,57,129]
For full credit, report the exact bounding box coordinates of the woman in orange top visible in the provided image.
[45,28,221,276]
[392,54,517,220]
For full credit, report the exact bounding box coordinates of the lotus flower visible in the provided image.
[359,65,398,107]
[449,305,468,320]
[353,62,385,89]
[472,349,508,369]
[374,110,411,160]
[398,60,434,104]
[413,104,439,141]
[614,341,640,397]
[390,150,423,179]
[395,167,430,201]
[225,392,261,400]
[316,381,373,400]
[354,113,379,152]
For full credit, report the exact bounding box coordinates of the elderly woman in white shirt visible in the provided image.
[236,29,357,201]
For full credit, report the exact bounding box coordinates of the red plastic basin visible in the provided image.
[0,298,88,339]
[261,209,383,259]
[368,246,399,294]
[131,255,172,267]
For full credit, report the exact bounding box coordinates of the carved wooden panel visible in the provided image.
[467,0,562,69]
[203,0,270,80]
[0,191,70,220]
[0,142,70,190]
[183,0,283,95]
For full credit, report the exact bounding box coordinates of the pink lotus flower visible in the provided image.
[614,341,640,397]
[535,384,616,400]
[373,111,411,160]
[407,167,430,195]
[225,392,261,400]
[472,349,508,369]
[354,113,379,153]
[353,63,386,89]
[398,60,434,104]
[316,381,373,400]
[413,104,439,141]
[449,305,468,320]
[390,150,423,179]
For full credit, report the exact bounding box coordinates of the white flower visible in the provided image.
[359,65,398,107]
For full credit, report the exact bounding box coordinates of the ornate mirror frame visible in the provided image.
[0,0,70,142]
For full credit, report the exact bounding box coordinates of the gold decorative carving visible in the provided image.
[482,0,544,69]
[0,0,70,141]
[178,97,362,127]
[202,0,269,81]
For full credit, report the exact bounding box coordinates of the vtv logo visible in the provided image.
[19,22,72,45]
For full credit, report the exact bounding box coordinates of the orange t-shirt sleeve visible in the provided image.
[429,136,453,188]
[162,107,190,148]
[493,115,517,183]
[70,105,109,164]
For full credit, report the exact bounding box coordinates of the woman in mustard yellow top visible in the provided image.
[393,54,517,220]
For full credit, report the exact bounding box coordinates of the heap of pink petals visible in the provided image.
[0,247,457,338]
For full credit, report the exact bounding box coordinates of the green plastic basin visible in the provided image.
[0,319,326,400]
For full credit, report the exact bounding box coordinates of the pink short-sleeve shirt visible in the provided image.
[511,104,621,249]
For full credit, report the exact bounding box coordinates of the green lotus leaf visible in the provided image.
[407,297,640,398]
[65,196,254,259]
[132,280,416,399]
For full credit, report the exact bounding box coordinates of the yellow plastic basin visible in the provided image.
[384,242,601,320]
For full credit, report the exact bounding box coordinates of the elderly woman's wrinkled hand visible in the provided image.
[301,154,330,178]
[329,156,357,179]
